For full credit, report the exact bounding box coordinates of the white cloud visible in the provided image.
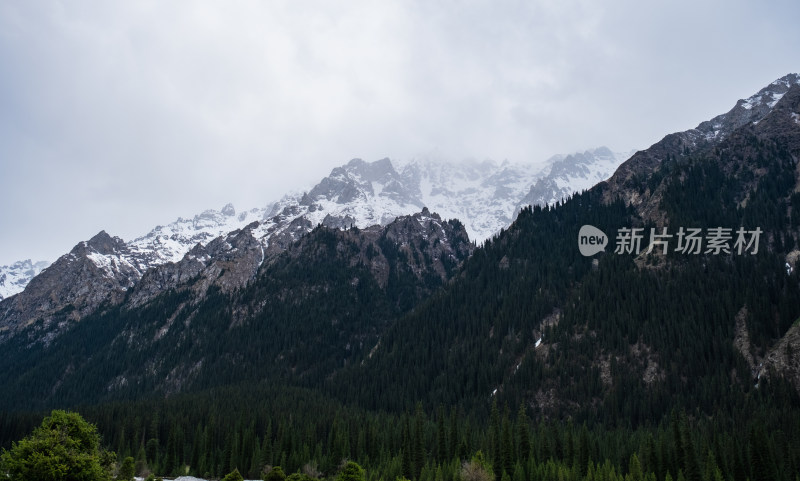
[0,0,798,265]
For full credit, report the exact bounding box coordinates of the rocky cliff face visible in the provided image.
[126,203,264,266]
[0,208,473,345]
[0,231,141,341]
[267,156,543,246]
[280,208,473,290]
[758,320,800,395]
[0,210,475,405]
[127,222,266,308]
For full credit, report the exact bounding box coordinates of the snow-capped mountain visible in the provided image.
[517,147,635,209]
[0,231,144,340]
[3,74,798,328]
[0,150,630,338]
[6,72,796,337]
[0,259,50,301]
[0,150,632,303]
[123,150,629,273]
[259,156,545,248]
[127,203,267,266]
[0,205,265,302]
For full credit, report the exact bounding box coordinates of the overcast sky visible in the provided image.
[1,0,798,266]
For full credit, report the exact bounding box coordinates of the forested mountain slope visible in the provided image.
[2,77,800,481]
[332,84,800,420]
[0,211,471,409]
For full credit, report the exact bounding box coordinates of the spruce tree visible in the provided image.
[515,404,531,463]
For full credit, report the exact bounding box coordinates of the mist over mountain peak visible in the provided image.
[0,149,631,301]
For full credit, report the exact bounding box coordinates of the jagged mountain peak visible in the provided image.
[345,157,394,176]
[127,203,265,266]
[1,149,626,305]
[82,230,127,255]
[544,146,622,175]
[696,72,799,142]
[0,231,143,341]
[221,203,236,217]
[89,229,113,242]
[271,156,548,245]
[603,73,800,209]
[757,82,800,120]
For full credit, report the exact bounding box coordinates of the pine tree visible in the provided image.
[577,423,590,477]
[512,462,525,481]
[629,453,643,481]
[515,404,531,463]
[449,408,459,461]
[414,403,426,480]
[501,417,514,477]
[135,445,148,477]
[748,425,777,481]
[437,405,447,463]
[402,420,413,480]
[680,416,700,481]
[490,400,501,467]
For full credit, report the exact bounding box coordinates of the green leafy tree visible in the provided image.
[118,456,135,480]
[223,467,244,481]
[337,461,366,481]
[461,451,495,481]
[134,446,148,477]
[287,473,314,481]
[265,465,287,481]
[0,410,115,481]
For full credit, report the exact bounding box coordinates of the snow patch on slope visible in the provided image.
[86,252,142,280]
[128,203,266,265]
[516,147,635,209]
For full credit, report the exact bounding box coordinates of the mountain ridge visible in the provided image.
[602,72,800,213]
[329,75,800,415]
[3,73,799,405]
[0,209,473,406]
[0,148,631,304]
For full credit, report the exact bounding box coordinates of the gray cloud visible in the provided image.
[1,0,798,265]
